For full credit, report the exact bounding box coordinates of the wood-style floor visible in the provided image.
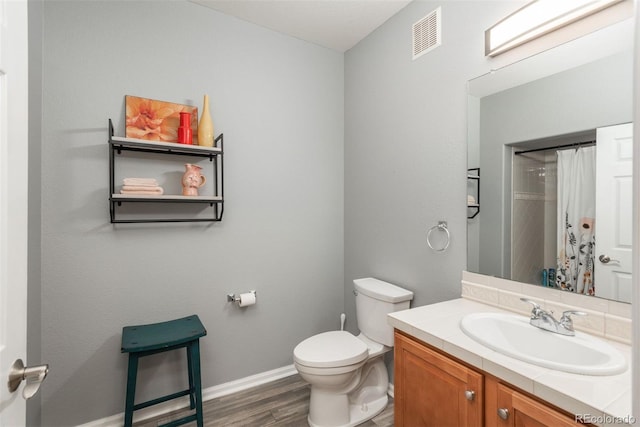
[133,374,394,427]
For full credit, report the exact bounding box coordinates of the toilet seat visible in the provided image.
[356,333,387,358]
[294,331,368,368]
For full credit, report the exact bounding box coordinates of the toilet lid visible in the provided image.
[294,331,368,368]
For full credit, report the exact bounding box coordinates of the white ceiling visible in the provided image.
[190,0,413,52]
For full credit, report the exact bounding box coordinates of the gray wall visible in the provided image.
[27,0,43,425]
[343,1,518,329]
[477,52,633,277]
[37,1,344,424]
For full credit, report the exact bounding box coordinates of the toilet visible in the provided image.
[293,277,413,427]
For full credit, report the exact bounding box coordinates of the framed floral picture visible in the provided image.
[125,95,198,143]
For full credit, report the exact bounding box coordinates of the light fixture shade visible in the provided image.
[485,0,625,57]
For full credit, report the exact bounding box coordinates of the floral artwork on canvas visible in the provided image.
[125,95,198,143]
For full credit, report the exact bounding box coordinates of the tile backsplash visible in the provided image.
[461,271,632,344]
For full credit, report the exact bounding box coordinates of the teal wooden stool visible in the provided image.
[121,315,207,427]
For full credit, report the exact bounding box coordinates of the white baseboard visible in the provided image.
[78,365,298,427]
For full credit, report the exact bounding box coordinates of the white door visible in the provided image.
[0,0,29,424]
[595,123,633,302]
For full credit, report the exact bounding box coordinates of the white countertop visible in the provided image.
[388,298,633,426]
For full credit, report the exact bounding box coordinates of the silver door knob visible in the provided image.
[465,390,475,401]
[599,254,620,264]
[498,408,510,420]
[7,359,49,399]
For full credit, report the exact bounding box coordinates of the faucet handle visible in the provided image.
[559,310,587,332]
[560,310,587,321]
[520,298,543,317]
[520,298,540,309]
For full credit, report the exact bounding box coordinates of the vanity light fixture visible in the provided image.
[485,0,624,56]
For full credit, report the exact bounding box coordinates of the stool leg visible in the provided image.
[124,353,139,427]
[189,340,204,427]
[186,345,195,410]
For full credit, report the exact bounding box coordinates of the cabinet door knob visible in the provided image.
[464,390,475,401]
[497,408,510,420]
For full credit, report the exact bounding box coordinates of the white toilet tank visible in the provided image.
[354,278,413,347]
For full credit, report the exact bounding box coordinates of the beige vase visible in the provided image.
[198,94,214,147]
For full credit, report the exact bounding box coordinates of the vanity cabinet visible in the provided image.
[486,376,581,427]
[394,331,590,427]
[394,331,483,427]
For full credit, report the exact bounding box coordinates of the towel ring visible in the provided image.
[427,221,450,252]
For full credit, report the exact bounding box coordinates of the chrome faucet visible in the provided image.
[520,298,586,336]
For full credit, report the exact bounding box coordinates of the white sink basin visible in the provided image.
[460,312,627,375]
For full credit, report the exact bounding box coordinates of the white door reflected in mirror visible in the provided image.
[595,123,633,302]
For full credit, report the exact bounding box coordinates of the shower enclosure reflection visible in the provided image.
[507,125,632,302]
[467,31,633,303]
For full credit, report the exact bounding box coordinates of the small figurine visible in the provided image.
[182,163,206,196]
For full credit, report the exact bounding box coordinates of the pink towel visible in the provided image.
[120,187,164,195]
[122,185,164,193]
[122,178,159,187]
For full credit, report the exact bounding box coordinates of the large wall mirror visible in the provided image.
[467,20,634,304]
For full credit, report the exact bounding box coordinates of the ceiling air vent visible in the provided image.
[412,7,441,60]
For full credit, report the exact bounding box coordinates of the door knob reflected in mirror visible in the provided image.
[7,358,49,399]
[599,255,620,264]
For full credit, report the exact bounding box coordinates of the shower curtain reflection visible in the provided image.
[556,147,597,295]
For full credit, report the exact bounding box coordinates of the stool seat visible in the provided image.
[121,315,207,427]
[122,315,206,353]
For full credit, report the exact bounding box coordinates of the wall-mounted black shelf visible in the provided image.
[467,168,480,219]
[108,119,224,223]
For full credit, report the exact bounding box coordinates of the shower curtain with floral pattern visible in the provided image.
[556,146,596,295]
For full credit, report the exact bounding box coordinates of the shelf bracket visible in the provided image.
[467,167,480,219]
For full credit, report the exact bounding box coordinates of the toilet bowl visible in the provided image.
[293,278,413,427]
[294,331,390,427]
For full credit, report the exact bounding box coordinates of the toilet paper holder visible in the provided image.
[227,290,257,305]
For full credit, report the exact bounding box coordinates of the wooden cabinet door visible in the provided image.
[394,331,483,427]
[493,382,583,427]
